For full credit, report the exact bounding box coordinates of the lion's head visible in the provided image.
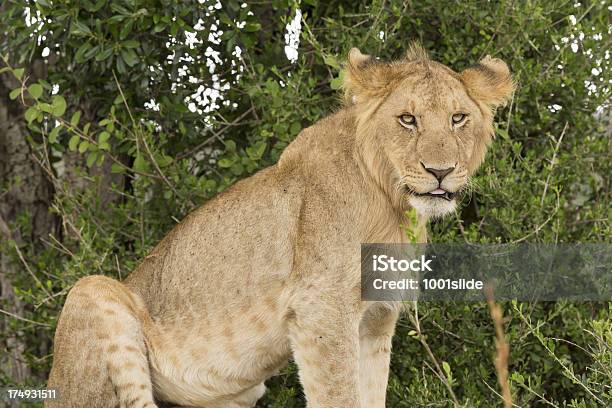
[346,43,514,218]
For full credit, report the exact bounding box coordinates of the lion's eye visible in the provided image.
[452,113,467,125]
[399,114,417,128]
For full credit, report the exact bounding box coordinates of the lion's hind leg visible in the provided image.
[47,275,157,408]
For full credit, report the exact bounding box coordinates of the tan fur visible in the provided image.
[47,44,513,408]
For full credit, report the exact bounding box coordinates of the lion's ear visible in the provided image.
[460,56,515,108]
[348,47,372,67]
[343,48,398,104]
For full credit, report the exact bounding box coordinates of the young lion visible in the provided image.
[47,44,513,408]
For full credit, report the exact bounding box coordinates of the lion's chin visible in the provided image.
[408,195,457,219]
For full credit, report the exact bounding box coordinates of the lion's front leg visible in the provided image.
[287,291,361,408]
[359,303,400,408]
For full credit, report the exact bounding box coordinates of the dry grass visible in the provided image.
[486,284,513,408]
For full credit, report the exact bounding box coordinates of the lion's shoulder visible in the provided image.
[278,109,356,172]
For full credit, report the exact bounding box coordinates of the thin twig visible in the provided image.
[512,189,560,243]
[482,379,524,408]
[34,288,70,309]
[2,228,54,299]
[176,106,254,160]
[112,71,189,204]
[115,253,122,280]
[0,308,51,327]
[515,305,605,404]
[408,302,462,407]
[14,243,51,298]
[540,122,568,207]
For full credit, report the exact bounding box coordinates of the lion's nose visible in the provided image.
[421,163,455,182]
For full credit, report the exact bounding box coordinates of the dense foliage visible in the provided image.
[0,0,610,407]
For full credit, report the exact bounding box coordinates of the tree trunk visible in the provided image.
[0,70,55,387]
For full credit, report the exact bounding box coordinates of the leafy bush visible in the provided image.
[0,0,609,407]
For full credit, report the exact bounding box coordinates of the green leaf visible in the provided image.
[111,163,125,174]
[27,83,43,99]
[78,140,90,153]
[85,0,107,12]
[83,45,101,62]
[133,153,150,173]
[48,126,61,143]
[108,15,126,24]
[86,151,98,167]
[51,95,67,117]
[110,3,130,15]
[153,23,166,33]
[75,42,93,63]
[220,30,234,41]
[98,131,110,144]
[9,88,21,100]
[95,47,113,62]
[511,372,525,384]
[330,77,342,90]
[68,135,80,151]
[497,127,510,140]
[120,49,139,67]
[24,107,38,124]
[119,20,134,40]
[116,54,127,75]
[122,40,140,49]
[224,140,236,151]
[218,157,235,168]
[156,154,173,167]
[290,122,301,135]
[244,23,261,32]
[246,141,266,160]
[72,20,92,36]
[323,55,340,69]
[442,361,452,380]
[219,13,232,25]
[70,111,81,126]
[230,162,244,175]
[13,68,24,80]
[330,73,344,90]
[38,103,53,113]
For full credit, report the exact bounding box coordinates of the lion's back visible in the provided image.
[124,164,305,319]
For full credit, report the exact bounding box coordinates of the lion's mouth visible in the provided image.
[405,186,457,201]
[418,189,456,201]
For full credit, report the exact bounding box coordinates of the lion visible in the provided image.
[46,44,513,408]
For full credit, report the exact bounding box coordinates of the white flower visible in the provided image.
[144,98,160,112]
[284,9,302,63]
[570,42,579,53]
